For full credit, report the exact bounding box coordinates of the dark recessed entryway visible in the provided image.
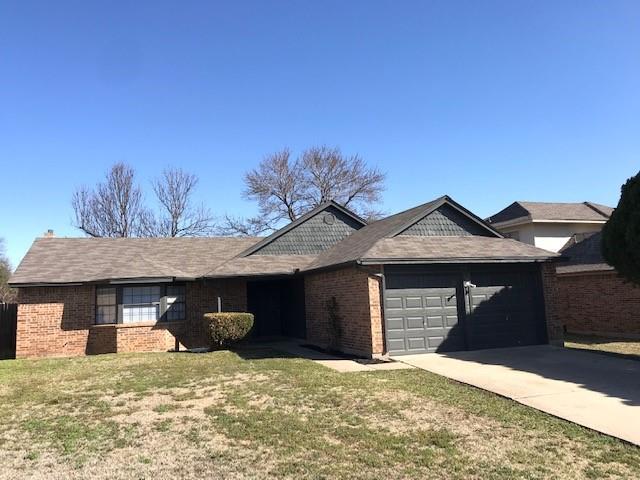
[247,277,306,339]
[384,264,547,355]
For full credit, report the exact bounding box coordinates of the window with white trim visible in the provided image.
[95,284,186,325]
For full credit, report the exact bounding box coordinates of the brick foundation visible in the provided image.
[15,280,247,359]
[304,265,383,357]
[557,270,640,337]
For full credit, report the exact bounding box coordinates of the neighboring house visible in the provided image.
[486,201,613,253]
[9,196,562,359]
[557,232,640,338]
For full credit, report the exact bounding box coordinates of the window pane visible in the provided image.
[96,287,116,306]
[166,286,185,302]
[96,305,116,324]
[123,305,159,323]
[166,303,185,321]
[122,286,161,305]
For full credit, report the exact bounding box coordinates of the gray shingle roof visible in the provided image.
[556,232,614,274]
[362,236,558,263]
[306,197,540,271]
[206,255,316,278]
[487,201,613,224]
[10,237,259,285]
[11,196,560,285]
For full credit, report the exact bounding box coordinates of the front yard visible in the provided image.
[0,349,638,479]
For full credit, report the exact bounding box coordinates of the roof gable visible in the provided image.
[241,201,367,256]
[306,196,504,271]
[488,201,613,225]
[397,203,495,237]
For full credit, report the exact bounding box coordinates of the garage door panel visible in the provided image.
[385,267,545,355]
[426,315,444,327]
[385,297,403,309]
[386,338,407,352]
[384,281,461,355]
[467,270,544,350]
[386,317,405,331]
[407,337,427,351]
[406,316,425,329]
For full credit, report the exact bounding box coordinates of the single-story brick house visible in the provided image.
[10,196,563,359]
[557,232,640,338]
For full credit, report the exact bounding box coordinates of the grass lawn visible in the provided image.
[0,349,639,479]
[565,334,640,360]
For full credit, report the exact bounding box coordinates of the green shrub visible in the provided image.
[202,312,254,348]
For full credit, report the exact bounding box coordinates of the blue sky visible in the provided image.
[1,1,638,267]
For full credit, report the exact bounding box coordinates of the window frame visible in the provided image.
[94,283,186,325]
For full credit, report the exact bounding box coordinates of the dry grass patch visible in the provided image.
[0,350,638,479]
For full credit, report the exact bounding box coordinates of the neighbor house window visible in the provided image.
[95,284,186,325]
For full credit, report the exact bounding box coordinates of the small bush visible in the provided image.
[202,312,254,348]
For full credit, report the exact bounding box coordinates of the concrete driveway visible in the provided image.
[400,345,640,446]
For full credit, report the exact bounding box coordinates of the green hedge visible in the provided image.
[202,312,254,348]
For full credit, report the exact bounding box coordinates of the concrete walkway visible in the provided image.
[268,341,414,373]
[401,345,640,446]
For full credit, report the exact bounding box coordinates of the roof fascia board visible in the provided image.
[493,218,608,228]
[488,217,532,229]
[237,201,367,257]
[531,219,608,224]
[358,256,555,265]
[109,277,177,284]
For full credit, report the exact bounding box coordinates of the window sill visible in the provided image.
[90,321,184,329]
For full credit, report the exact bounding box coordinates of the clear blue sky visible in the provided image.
[1,1,638,267]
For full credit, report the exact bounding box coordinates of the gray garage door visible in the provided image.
[384,266,546,355]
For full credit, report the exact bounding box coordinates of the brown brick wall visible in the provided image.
[184,279,247,348]
[304,266,383,357]
[557,271,640,337]
[16,286,95,358]
[541,262,564,346]
[15,279,247,359]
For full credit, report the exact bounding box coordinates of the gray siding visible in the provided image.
[398,204,492,237]
[253,206,364,255]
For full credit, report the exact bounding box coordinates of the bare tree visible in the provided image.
[149,167,215,237]
[222,146,385,235]
[300,146,385,217]
[0,239,16,303]
[72,163,148,237]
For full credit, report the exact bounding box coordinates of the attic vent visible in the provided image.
[323,213,336,225]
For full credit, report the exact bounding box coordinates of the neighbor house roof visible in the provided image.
[487,201,613,226]
[306,196,555,270]
[556,232,614,274]
[9,237,259,285]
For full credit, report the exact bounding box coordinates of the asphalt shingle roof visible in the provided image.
[363,236,558,263]
[487,201,613,224]
[11,196,560,285]
[556,232,614,274]
[206,255,316,278]
[10,237,259,285]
